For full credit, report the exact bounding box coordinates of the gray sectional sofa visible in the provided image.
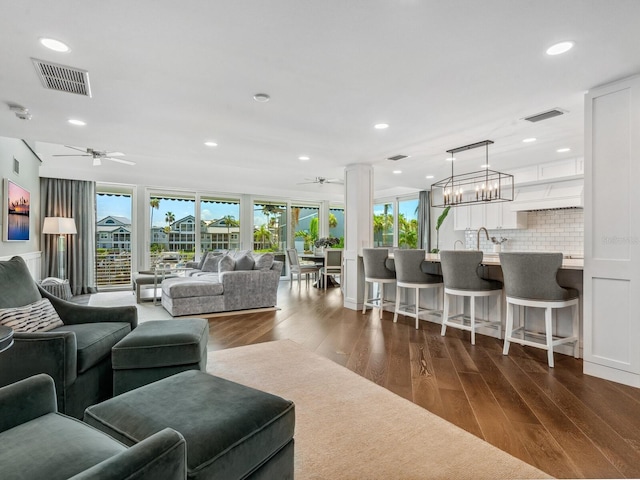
[161,251,283,316]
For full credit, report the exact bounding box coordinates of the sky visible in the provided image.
[97,194,240,227]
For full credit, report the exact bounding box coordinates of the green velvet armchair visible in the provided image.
[0,256,137,418]
[0,374,187,479]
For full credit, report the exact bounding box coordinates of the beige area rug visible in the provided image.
[88,291,278,322]
[208,340,552,480]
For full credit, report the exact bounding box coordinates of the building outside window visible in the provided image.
[291,204,319,253]
[329,207,345,246]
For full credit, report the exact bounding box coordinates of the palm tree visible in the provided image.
[221,215,239,249]
[329,212,338,229]
[164,211,175,234]
[254,224,272,250]
[149,198,160,227]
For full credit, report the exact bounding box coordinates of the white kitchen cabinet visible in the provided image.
[453,202,526,230]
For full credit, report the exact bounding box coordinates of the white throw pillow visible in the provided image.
[0,298,63,332]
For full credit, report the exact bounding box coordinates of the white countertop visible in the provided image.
[423,253,584,270]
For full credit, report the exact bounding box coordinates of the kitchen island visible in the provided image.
[384,251,584,358]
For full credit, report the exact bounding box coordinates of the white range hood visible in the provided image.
[510,179,583,211]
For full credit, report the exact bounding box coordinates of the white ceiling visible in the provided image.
[2,0,640,203]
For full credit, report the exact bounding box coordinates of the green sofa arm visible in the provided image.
[0,332,77,395]
[39,286,138,329]
[69,428,187,480]
[0,374,57,433]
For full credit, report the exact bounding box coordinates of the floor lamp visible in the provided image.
[43,217,77,280]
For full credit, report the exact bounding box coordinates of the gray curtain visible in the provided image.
[417,190,431,252]
[40,178,97,295]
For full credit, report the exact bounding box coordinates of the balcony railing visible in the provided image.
[96,252,132,287]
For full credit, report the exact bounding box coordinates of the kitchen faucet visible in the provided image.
[454,240,464,250]
[476,227,489,251]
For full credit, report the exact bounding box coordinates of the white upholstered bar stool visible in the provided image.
[362,248,396,319]
[439,250,503,345]
[499,252,579,368]
[393,249,443,329]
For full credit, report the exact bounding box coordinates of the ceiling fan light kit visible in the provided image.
[430,140,514,208]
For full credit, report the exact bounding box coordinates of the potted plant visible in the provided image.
[430,206,450,254]
[314,237,339,254]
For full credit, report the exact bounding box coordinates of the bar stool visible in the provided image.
[499,252,579,368]
[362,248,396,319]
[393,249,443,329]
[439,250,503,345]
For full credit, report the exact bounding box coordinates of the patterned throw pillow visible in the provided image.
[0,298,63,333]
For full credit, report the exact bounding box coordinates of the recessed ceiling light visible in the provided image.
[523,137,537,143]
[393,170,402,174]
[68,119,86,126]
[446,157,456,161]
[253,93,270,103]
[298,156,310,161]
[374,123,389,129]
[557,147,571,153]
[481,164,490,168]
[426,175,434,179]
[546,41,574,56]
[204,141,218,147]
[39,37,70,52]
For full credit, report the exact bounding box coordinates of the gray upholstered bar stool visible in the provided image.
[439,250,503,345]
[393,249,443,329]
[362,248,396,319]
[499,252,579,368]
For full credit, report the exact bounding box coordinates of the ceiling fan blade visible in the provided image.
[296,181,317,185]
[105,151,125,157]
[326,179,344,184]
[105,157,136,166]
[64,145,90,153]
[93,157,102,166]
[52,154,91,157]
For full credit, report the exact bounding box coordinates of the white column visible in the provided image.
[239,194,254,250]
[343,164,374,310]
[583,73,640,387]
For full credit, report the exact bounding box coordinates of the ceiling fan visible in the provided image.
[53,146,136,166]
[297,176,344,185]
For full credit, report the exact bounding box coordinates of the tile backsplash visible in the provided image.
[464,208,584,256]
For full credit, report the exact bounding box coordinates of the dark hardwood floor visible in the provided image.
[201,282,640,479]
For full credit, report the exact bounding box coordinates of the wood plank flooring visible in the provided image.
[198,282,640,479]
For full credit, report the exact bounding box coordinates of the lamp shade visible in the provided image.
[42,217,77,235]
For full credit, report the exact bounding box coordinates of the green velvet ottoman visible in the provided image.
[112,319,208,395]
[84,370,295,480]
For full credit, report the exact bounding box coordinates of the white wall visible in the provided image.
[0,137,41,259]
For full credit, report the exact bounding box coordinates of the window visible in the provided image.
[291,204,319,253]
[373,202,394,247]
[398,198,419,248]
[329,207,344,247]
[200,197,240,253]
[253,201,287,253]
[96,191,132,288]
[149,193,195,264]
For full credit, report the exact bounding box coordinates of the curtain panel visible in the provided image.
[418,190,431,252]
[40,178,97,295]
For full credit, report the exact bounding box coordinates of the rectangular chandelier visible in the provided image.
[430,140,514,208]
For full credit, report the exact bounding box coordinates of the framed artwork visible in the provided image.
[3,178,30,241]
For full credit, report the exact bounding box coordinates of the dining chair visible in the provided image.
[286,249,320,288]
[320,249,343,291]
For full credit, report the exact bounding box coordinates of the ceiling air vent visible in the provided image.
[387,154,408,161]
[31,58,92,97]
[523,108,566,123]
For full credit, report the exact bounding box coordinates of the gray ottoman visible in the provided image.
[84,370,295,480]
[112,319,208,395]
